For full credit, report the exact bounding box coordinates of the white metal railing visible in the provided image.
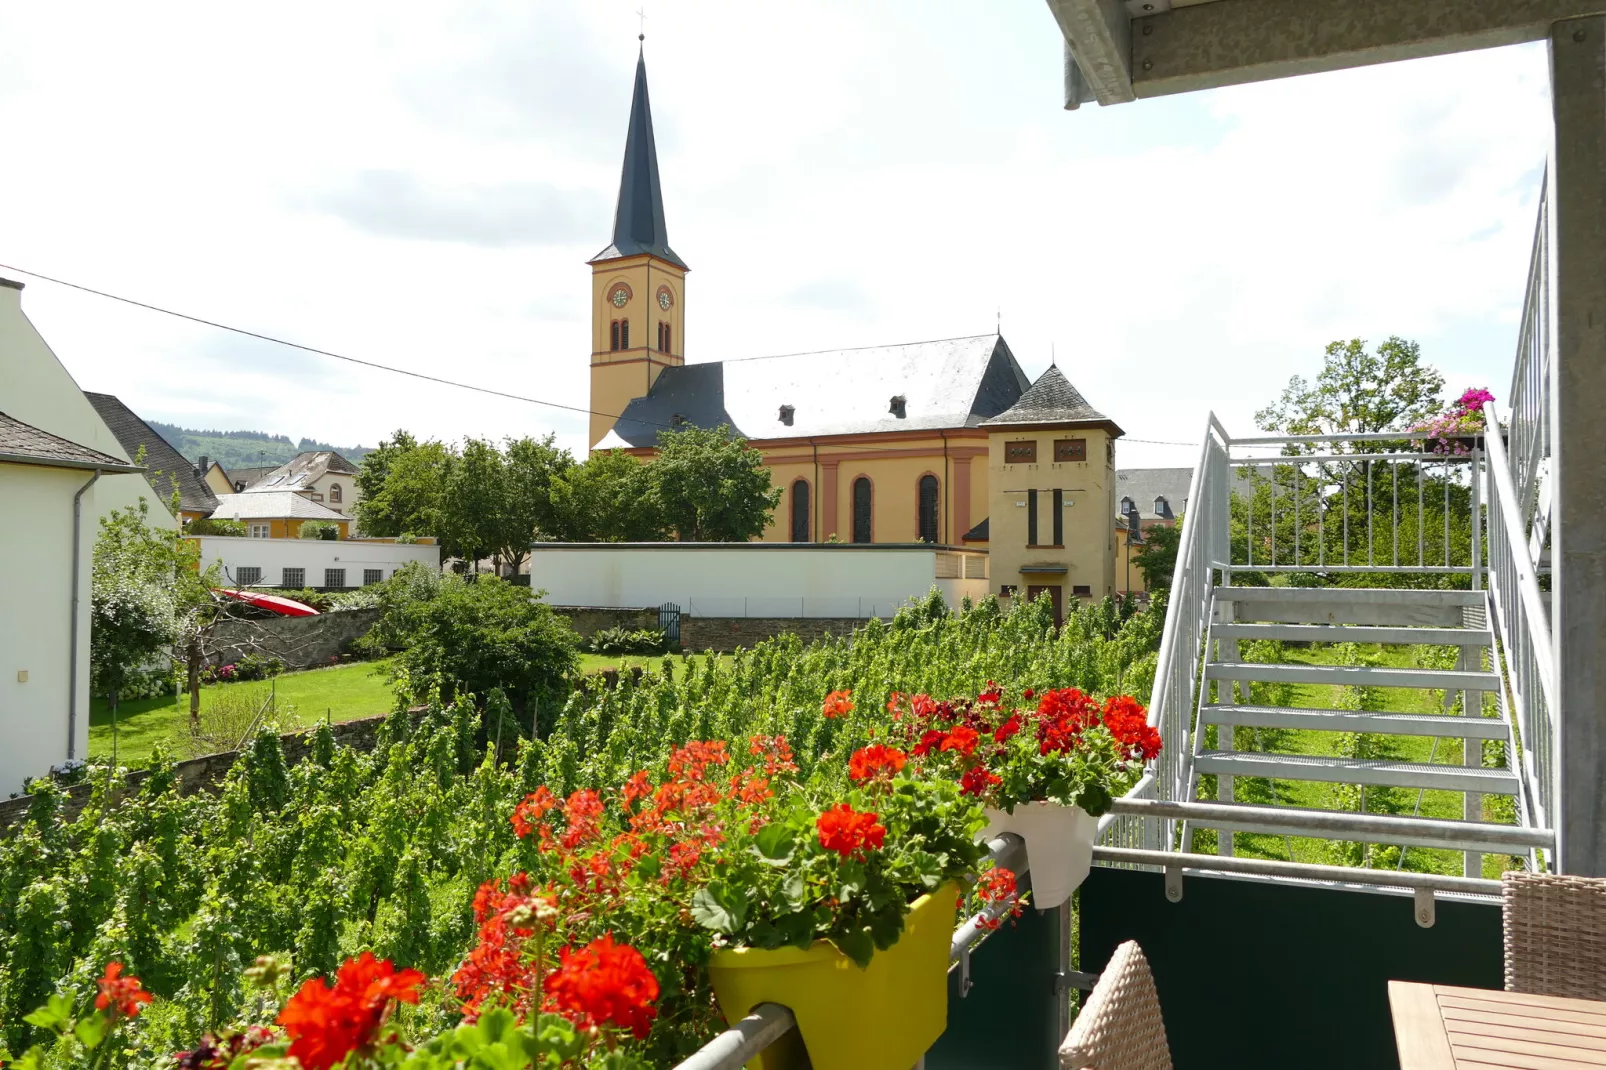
[1111,415,1231,853]
[1229,434,1480,576]
[1508,164,1555,546]
[1482,401,1558,846]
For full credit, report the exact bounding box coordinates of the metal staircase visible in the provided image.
[1185,585,1525,874]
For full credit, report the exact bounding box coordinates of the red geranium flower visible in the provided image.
[511,786,557,838]
[95,962,153,1020]
[822,690,855,719]
[959,766,1002,797]
[543,934,660,1039]
[816,803,886,859]
[278,953,424,1070]
[940,725,980,757]
[911,729,947,757]
[848,744,908,786]
[993,715,1022,743]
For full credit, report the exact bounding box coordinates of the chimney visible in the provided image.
[197,454,209,479]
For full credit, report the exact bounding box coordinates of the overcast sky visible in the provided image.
[0,3,1552,468]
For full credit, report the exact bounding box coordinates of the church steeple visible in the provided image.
[587,45,689,451]
[593,49,686,269]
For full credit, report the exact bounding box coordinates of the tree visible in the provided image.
[90,502,188,714]
[1131,521,1181,591]
[354,433,451,538]
[504,434,575,547]
[185,517,247,537]
[377,575,579,723]
[549,450,667,542]
[650,424,780,542]
[437,438,502,570]
[1254,337,1446,443]
[298,521,340,540]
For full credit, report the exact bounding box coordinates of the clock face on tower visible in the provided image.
[658,289,672,310]
[611,287,629,308]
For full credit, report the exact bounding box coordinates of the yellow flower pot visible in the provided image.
[706,882,959,1070]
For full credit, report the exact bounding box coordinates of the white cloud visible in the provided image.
[0,2,1552,471]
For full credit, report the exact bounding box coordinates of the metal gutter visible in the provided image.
[66,471,100,760]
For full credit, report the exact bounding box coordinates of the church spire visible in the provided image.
[594,48,686,268]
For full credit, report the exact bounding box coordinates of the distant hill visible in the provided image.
[146,421,372,472]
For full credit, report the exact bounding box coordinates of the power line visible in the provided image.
[0,261,1201,453]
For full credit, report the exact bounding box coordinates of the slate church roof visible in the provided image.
[590,50,686,269]
[594,334,1031,449]
[85,392,219,513]
[979,364,1119,432]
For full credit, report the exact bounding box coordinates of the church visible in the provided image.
[585,49,1125,611]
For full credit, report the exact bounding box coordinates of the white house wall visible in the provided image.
[0,463,93,795]
[0,283,174,530]
[194,536,441,588]
[526,546,989,618]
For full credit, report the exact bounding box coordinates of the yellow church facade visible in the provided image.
[585,49,1125,611]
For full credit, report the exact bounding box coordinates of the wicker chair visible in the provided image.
[1059,940,1173,1070]
[1503,870,1606,1001]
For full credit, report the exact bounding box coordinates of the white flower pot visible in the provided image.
[982,801,1097,911]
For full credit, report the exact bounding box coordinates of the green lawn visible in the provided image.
[90,659,396,763]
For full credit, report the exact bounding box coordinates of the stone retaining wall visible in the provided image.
[0,713,396,832]
[208,607,381,671]
[552,605,659,636]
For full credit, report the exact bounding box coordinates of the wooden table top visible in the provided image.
[1390,981,1606,1069]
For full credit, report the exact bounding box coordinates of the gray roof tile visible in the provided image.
[85,392,218,513]
[1117,467,1193,521]
[210,491,348,522]
[250,451,359,492]
[979,364,1117,430]
[596,334,1029,448]
[0,411,141,471]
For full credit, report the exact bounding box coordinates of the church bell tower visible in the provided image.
[588,47,687,450]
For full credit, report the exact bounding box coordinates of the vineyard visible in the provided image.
[0,591,1163,1068]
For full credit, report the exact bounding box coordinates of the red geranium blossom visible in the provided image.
[848,744,908,786]
[959,766,1002,797]
[95,961,153,1020]
[974,867,1022,931]
[911,729,948,757]
[822,690,855,719]
[993,715,1022,743]
[278,952,424,1070]
[816,803,886,859]
[940,725,980,757]
[511,786,558,838]
[543,934,660,1039]
[1102,695,1161,761]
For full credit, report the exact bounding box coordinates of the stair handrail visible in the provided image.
[1136,414,1230,848]
[1481,399,1558,838]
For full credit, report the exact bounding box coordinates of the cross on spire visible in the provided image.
[636,6,647,41]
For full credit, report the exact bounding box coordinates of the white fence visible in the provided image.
[191,536,441,589]
[527,543,990,619]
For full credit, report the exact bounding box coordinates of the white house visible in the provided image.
[244,451,362,517]
[526,543,989,619]
[0,278,172,529]
[192,535,441,590]
[0,412,143,796]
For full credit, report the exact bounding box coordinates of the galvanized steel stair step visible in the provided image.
[1176,801,1540,856]
[1210,622,1491,646]
[1201,704,1510,739]
[1215,587,1485,607]
[1195,750,1517,794]
[1204,661,1498,690]
[1212,585,1486,627]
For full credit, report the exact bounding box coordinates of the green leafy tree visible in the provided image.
[550,450,667,542]
[380,575,580,720]
[437,438,505,571]
[1254,337,1446,443]
[650,424,780,542]
[184,517,247,537]
[354,433,452,539]
[90,502,194,714]
[501,434,576,562]
[298,520,340,540]
[1131,521,1181,591]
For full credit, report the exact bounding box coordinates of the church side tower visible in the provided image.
[588,48,687,450]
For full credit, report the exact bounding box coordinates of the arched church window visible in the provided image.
[620,319,630,349]
[917,475,939,544]
[852,478,872,543]
[790,480,811,543]
[610,320,621,351]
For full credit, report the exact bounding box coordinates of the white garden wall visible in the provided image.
[192,536,441,589]
[527,544,989,619]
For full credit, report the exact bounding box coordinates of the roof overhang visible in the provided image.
[1019,562,1071,574]
[1051,0,1606,109]
[0,451,144,475]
